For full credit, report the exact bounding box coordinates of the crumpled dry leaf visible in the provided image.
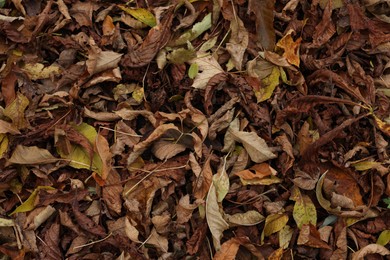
[226,16,248,70]
[297,223,332,249]
[248,0,275,50]
[86,45,122,76]
[3,93,29,130]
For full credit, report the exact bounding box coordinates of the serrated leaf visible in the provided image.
[10,186,55,215]
[118,5,156,27]
[188,63,198,79]
[8,145,58,164]
[206,183,229,250]
[225,210,264,226]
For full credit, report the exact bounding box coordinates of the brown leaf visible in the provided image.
[72,202,107,238]
[352,244,390,260]
[121,7,174,68]
[102,170,123,216]
[297,224,331,249]
[39,221,62,260]
[248,0,275,50]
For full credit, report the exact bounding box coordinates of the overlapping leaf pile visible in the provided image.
[0,0,389,259]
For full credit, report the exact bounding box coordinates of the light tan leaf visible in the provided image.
[189,53,224,89]
[213,156,229,202]
[279,225,293,249]
[147,228,168,253]
[225,210,264,226]
[25,206,56,230]
[193,155,213,200]
[124,217,140,243]
[227,118,276,163]
[213,238,241,260]
[86,46,122,75]
[22,63,61,80]
[352,244,390,260]
[206,183,229,250]
[95,133,112,182]
[226,16,248,70]
[176,195,198,224]
[127,124,180,165]
[152,140,187,160]
[8,145,58,165]
[0,120,20,134]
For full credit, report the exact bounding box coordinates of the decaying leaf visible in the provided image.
[8,145,58,165]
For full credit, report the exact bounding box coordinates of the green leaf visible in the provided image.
[0,0,5,8]
[377,230,390,246]
[384,198,390,208]
[188,63,199,79]
[118,5,156,27]
[171,13,212,46]
[10,186,55,215]
[166,48,196,64]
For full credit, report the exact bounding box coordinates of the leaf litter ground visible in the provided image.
[0,0,390,259]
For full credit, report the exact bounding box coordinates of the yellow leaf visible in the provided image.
[132,87,144,103]
[57,123,103,173]
[373,114,390,137]
[118,5,156,27]
[262,213,289,242]
[279,225,293,249]
[3,93,29,129]
[377,230,390,246]
[257,66,280,102]
[10,186,55,215]
[22,63,61,80]
[292,188,317,229]
[352,161,382,171]
[0,134,8,158]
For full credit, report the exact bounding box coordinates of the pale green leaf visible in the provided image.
[167,48,196,64]
[188,63,199,79]
[10,186,55,215]
[0,217,14,227]
[171,13,212,46]
[118,5,156,27]
[377,230,390,246]
[279,225,293,249]
[8,145,58,164]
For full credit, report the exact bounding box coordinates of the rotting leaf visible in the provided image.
[248,0,275,50]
